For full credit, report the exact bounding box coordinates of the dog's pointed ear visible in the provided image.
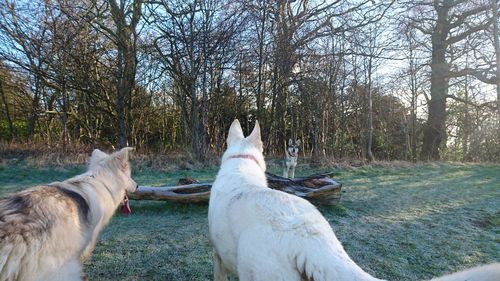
[227,119,244,146]
[108,147,133,172]
[288,139,293,146]
[296,139,301,146]
[247,120,263,150]
[89,149,108,168]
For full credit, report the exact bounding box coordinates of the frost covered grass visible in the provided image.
[0,162,498,280]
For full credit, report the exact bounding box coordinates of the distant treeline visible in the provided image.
[0,0,498,162]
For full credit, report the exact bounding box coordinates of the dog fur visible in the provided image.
[0,148,137,281]
[283,138,300,178]
[208,120,384,281]
[430,263,500,281]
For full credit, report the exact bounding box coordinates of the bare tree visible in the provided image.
[86,0,142,148]
[399,20,426,161]
[269,0,394,154]
[145,0,241,159]
[0,1,51,140]
[0,0,497,162]
[409,0,493,160]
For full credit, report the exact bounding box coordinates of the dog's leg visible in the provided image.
[290,165,295,179]
[213,250,228,281]
[81,228,101,262]
[80,240,96,262]
[283,166,289,178]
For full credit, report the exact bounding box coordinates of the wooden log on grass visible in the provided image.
[128,183,211,203]
[264,172,342,205]
[128,172,342,205]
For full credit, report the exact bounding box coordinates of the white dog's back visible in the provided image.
[211,184,380,280]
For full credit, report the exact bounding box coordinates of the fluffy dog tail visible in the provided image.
[294,236,385,281]
[295,239,499,281]
[429,263,500,281]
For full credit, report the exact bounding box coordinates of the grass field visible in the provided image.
[0,160,498,280]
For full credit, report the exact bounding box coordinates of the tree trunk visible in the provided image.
[27,76,42,141]
[191,77,200,157]
[462,55,470,161]
[108,0,141,149]
[256,0,267,121]
[0,78,14,140]
[409,46,418,162]
[339,33,347,159]
[366,56,375,162]
[402,114,409,161]
[62,87,69,151]
[268,62,279,154]
[328,41,337,159]
[421,2,451,160]
[201,72,208,160]
[493,0,500,117]
[57,57,69,151]
[312,112,321,158]
[421,62,448,160]
[116,48,127,148]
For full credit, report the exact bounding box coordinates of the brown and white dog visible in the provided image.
[0,148,137,281]
[283,138,301,178]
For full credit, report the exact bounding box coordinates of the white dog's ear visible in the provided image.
[227,119,244,146]
[296,139,301,146]
[288,139,293,146]
[108,147,133,172]
[247,120,263,151]
[89,149,108,168]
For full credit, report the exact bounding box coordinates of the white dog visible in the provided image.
[208,120,384,281]
[208,119,500,281]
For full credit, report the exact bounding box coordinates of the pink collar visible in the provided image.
[228,154,260,166]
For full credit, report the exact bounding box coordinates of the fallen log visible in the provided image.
[264,172,342,205]
[128,172,342,205]
[128,183,211,203]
